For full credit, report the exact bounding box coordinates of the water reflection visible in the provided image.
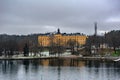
[44,58,85,67]
[57,59,61,80]
[0,60,19,80]
[23,60,29,73]
[0,60,18,74]
[0,59,120,80]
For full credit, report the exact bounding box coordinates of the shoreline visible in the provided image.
[0,56,119,61]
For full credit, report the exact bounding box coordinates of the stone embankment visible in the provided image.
[0,55,119,61]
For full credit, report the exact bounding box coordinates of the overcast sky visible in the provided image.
[0,0,120,35]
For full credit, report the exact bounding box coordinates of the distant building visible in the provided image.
[38,29,87,47]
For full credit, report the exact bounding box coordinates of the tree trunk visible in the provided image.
[114,47,116,54]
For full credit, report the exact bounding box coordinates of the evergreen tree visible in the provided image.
[23,43,29,56]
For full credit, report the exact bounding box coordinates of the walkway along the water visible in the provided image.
[0,55,119,61]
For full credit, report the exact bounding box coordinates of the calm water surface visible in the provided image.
[0,59,120,80]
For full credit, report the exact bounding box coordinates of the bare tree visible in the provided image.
[49,34,65,57]
[106,30,120,53]
[67,39,78,55]
[55,38,65,57]
[38,40,44,57]
[49,34,56,55]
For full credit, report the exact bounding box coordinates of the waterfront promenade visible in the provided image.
[0,55,119,61]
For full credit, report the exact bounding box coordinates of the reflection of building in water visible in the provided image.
[38,29,87,47]
[40,59,85,67]
[41,60,49,66]
[77,61,85,67]
[60,59,85,67]
[70,59,85,67]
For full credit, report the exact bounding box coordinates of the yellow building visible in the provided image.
[38,29,87,47]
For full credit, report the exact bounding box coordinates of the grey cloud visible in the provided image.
[0,0,120,35]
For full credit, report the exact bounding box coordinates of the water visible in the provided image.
[0,59,120,80]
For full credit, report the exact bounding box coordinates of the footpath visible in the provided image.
[0,55,119,61]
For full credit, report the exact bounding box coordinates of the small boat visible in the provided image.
[114,58,120,62]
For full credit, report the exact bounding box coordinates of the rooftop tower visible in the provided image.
[94,22,97,36]
[57,28,61,34]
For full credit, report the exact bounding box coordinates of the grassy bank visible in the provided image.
[112,50,120,57]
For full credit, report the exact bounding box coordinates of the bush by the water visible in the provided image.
[112,50,120,57]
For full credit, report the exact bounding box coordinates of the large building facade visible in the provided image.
[38,29,87,47]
